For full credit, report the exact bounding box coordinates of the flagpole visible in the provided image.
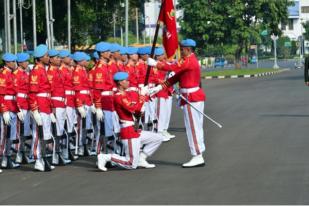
[144,0,165,86]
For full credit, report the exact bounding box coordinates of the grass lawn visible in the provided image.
[202,68,278,77]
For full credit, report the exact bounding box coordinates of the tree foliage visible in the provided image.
[179,0,293,68]
[0,0,146,50]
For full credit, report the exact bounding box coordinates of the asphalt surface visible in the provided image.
[203,59,301,71]
[1,68,309,204]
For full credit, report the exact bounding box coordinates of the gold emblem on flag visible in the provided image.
[167,9,175,20]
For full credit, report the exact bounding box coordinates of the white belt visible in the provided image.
[101,91,113,96]
[37,93,51,98]
[138,84,144,88]
[79,90,90,95]
[4,95,16,100]
[126,87,139,92]
[65,90,75,95]
[17,93,28,98]
[51,96,65,102]
[112,87,118,92]
[148,83,155,88]
[120,120,134,128]
[180,87,199,94]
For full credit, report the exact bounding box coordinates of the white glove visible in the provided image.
[17,111,24,122]
[168,71,175,78]
[147,58,157,67]
[96,108,104,121]
[140,85,149,96]
[91,104,96,114]
[50,113,57,123]
[3,111,11,125]
[77,106,86,118]
[149,85,163,96]
[32,110,42,126]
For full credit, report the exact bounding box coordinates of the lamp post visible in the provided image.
[271,33,279,69]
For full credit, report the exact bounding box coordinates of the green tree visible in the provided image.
[303,21,309,41]
[179,0,292,68]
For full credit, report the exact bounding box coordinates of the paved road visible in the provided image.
[203,59,301,71]
[1,69,309,204]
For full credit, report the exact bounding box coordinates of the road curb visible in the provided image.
[204,69,290,80]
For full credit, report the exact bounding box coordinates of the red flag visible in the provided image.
[158,0,178,59]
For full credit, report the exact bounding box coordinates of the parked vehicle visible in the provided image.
[214,57,225,68]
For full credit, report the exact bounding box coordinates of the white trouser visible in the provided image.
[55,107,66,136]
[165,96,173,130]
[20,109,31,136]
[102,110,114,137]
[110,131,163,169]
[65,106,76,133]
[183,102,205,156]
[31,112,52,160]
[145,98,157,123]
[77,105,91,146]
[113,111,120,134]
[156,97,169,132]
[0,112,17,156]
[17,109,32,156]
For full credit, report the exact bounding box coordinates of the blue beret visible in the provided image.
[16,53,30,62]
[120,47,127,55]
[48,49,59,57]
[113,72,129,81]
[110,43,121,53]
[27,50,34,56]
[33,44,48,58]
[144,46,152,55]
[180,39,196,47]
[155,47,164,56]
[85,54,91,61]
[2,53,17,62]
[137,47,148,55]
[95,42,111,52]
[73,51,87,62]
[59,50,70,58]
[127,47,139,55]
[92,51,99,60]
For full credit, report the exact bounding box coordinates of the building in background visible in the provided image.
[282,0,309,54]
[144,0,183,41]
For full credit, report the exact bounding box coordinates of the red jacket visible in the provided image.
[155,67,169,99]
[136,60,147,86]
[72,65,92,107]
[59,64,75,108]
[29,63,52,113]
[0,67,19,113]
[157,53,206,105]
[47,65,65,108]
[92,61,114,111]
[114,90,146,139]
[13,67,30,110]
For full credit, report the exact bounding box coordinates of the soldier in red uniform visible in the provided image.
[0,53,20,169]
[72,52,93,156]
[29,44,55,171]
[119,47,128,71]
[93,42,117,154]
[97,72,163,171]
[140,47,158,131]
[59,50,78,160]
[147,39,206,168]
[14,53,34,164]
[47,49,71,165]
[124,47,140,103]
[153,47,175,141]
